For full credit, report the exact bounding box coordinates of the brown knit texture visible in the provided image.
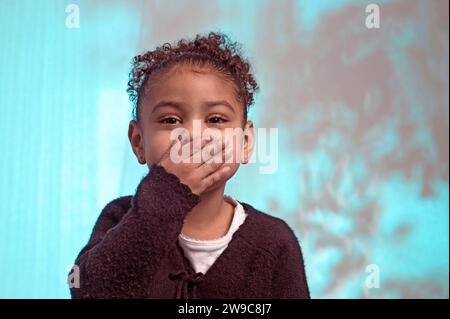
[69,165,310,299]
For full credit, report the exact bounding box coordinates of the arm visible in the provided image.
[70,164,200,298]
[270,224,311,299]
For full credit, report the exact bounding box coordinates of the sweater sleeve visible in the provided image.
[270,223,311,299]
[69,164,200,298]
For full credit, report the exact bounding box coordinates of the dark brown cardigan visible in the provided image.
[70,165,310,299]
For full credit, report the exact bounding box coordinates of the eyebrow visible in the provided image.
[151,100,236,114]
[203,100,236,113]
[151,100,183,114]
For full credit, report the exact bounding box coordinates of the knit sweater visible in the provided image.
[178,195,248,275]
[70,164,310,299]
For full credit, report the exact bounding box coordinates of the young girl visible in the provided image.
[69,32,310,299]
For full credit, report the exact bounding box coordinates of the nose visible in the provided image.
[184,118,205,142]
[182,119,225,152]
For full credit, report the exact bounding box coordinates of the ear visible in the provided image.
[241,120,255,164]
[128,120,146,164]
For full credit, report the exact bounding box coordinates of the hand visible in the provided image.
[155,136,234,195]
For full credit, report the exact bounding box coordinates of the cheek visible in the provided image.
[225,132,246,164]
[144,131,173,165]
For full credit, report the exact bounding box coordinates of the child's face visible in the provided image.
[128,64,254,186]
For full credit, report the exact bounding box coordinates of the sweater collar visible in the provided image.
[169,202,258,299]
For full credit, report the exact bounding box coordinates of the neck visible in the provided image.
[183,183,233,233]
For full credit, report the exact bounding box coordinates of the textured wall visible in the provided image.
[0,0,448,298]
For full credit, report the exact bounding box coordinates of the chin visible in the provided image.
[201,181,225,196]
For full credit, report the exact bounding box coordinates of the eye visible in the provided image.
[159,117,181,125]
[208,115,227,124]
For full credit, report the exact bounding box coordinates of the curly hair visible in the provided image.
[126,32,259,122]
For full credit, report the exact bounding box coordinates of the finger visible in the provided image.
[189,135,226,166]
[157,136,190,165]
[200,165,232,190]
[191,135,219,159]
[198,138,230,164]
[197,142,233,177]
[192,135,213,153]
[185,135,213,163]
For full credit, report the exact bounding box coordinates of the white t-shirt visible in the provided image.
[178,195,248,275]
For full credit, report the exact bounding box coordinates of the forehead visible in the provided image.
[142,64,243,110]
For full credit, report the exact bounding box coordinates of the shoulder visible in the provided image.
[90,196,133,237]
[100,195,133,220]
[239,202,302,258]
